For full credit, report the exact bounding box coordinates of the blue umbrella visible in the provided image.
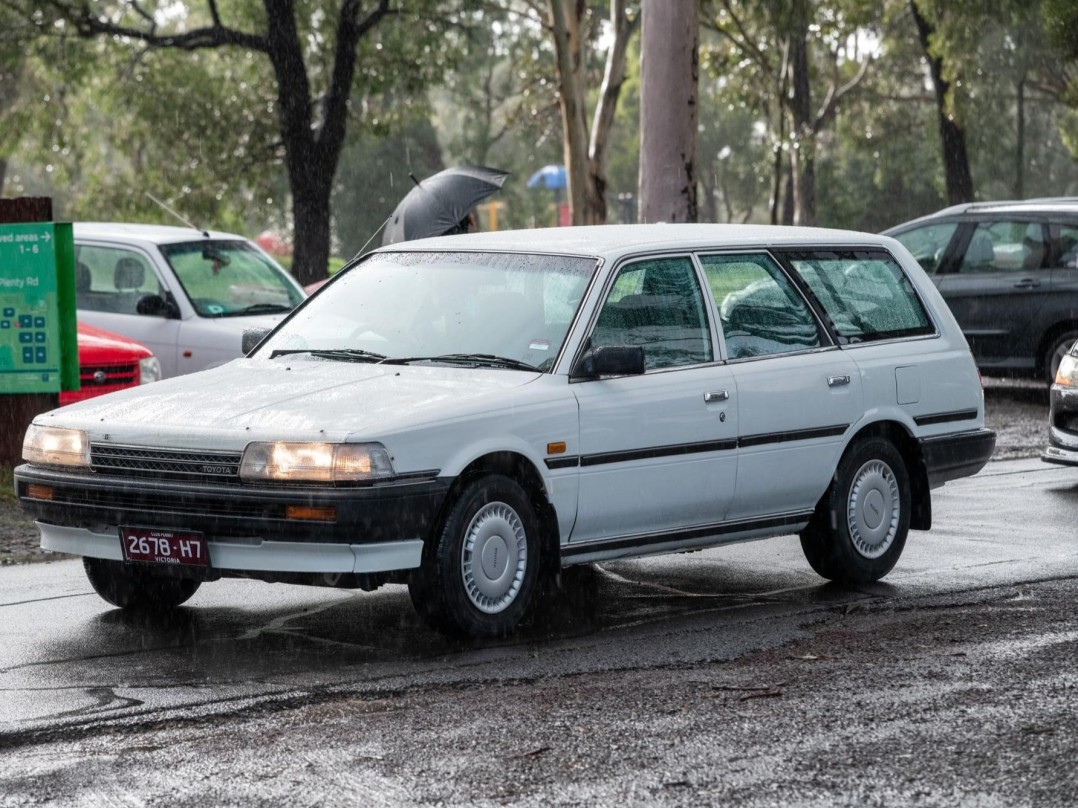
[527,164,568,190]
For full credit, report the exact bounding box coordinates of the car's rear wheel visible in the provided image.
[83,557,201,609]
[409,474,542,638]
[1045,330,1078,384]
[800,438,911,583]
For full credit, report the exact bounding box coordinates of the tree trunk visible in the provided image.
[550,0,634,225]
[549,0,592,226]
[786,2,816,226]
[910,1,974,205]
[639,0,699,224]
[1013,75,1021,199]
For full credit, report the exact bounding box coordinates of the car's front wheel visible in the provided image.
[409,474,542,638]
[800,438,911,583]
[83,557,201,609]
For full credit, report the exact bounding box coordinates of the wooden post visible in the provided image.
[0,197,59,467]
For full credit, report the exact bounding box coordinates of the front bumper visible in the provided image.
[15,464,453,573]
[919,428,996,487]
[1043,384,1078,467]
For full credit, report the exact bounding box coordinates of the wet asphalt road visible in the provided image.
[1,457,1077,805]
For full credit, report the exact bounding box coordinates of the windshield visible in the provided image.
[257,251,597,372]
[159,240,306,317]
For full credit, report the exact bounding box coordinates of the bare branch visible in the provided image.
[38,0,268,52]
[701,0,772,77]
[812,54,870,133]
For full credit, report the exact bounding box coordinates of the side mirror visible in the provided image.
[572,345,646,379]
[136,293,177,318]
[242,327,271,355]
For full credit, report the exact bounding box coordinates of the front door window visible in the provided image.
[591,256,712,369]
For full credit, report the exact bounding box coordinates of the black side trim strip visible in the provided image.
[580,439,738,467]
[562,512,812,559]
[914,409,978,427]
[549,426,849,472]
[544,456,580,470]
[738,424,848,449]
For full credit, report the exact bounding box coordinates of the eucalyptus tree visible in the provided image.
[638,0,698,223]
[17,0,469,285]
[547,0,638,224]
[701,0,874,226]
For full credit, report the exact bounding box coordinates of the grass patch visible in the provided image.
[0,465,16,506]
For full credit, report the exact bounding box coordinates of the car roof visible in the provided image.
[73,222,246,245]
[883,197,1078,233]
[375,223,894,262]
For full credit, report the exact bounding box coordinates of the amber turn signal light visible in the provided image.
[285,505,337,522]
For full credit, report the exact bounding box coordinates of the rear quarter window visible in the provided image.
[782,250,934,344]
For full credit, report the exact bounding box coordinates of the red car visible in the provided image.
[61,323,161,406]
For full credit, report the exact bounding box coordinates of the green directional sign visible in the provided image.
[0,222,78,394]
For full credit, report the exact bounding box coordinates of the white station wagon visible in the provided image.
[17,225,995,638]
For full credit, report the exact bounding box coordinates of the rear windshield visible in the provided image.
[783,250,934,343]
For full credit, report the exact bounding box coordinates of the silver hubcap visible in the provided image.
[461,501,528,614]
[847,459,900,559]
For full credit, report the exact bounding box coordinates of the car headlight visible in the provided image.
[139,356,162,384]
[239,441,395,483]
[22,425,90,467]
[1057,353,1078,387]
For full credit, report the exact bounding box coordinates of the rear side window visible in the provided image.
[698,253,821,359]
[73,245,162,315]
[784,250,934,344]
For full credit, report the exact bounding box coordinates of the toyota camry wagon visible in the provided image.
[16,224,996,638]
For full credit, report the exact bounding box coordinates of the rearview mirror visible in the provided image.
[242,327,271,355]
[572,345,646,379]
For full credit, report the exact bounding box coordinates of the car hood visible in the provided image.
[76,323,153,363]
[42,357,542,448]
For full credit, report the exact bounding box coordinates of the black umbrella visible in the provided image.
[382,165,510,246]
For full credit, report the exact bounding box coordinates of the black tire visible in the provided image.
[799,438,911,584]
[83,557,201,610]
[1044,330,1078,385]
[408,474,542,638]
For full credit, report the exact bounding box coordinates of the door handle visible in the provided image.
[828,375,851,387]
[1013,278,1041,289]
[704,390,729,403]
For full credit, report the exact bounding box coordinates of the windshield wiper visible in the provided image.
[223,303,294,317]
[270,348,387,363]
[383,353,542,372]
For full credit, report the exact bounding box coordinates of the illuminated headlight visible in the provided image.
[22,425,90,467]
[1057,353,1078,387]
[239,442,394,483]
[139,356,162,384]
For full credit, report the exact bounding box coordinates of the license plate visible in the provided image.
[119,527,209,567]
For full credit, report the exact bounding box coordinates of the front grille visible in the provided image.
[91,444,243,481]
[80,363,138,386]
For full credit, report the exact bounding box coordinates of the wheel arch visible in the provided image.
[841,419,931,531]
[429,451,561,578]
[1036,321,1078,380]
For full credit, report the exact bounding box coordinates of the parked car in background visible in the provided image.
[883,198,1078,383]
[17,225,994,638]
[1043,337,1078,466]
[62,323,160,407]
[73,223,306,378]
